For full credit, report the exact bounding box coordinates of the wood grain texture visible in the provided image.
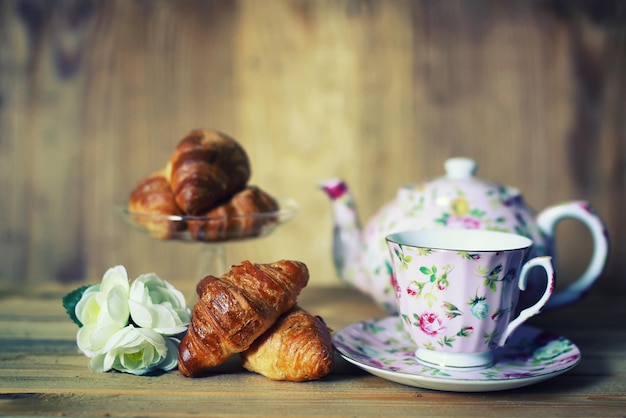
[0,284,625,416]
[0,0,624,294]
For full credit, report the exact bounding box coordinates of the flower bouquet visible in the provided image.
[63,265,191,375]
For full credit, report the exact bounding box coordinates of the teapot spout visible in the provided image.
[320,179,365,291]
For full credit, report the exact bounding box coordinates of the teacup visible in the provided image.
[386,229,555,370]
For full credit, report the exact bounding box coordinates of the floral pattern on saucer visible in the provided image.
[333,316,580,392]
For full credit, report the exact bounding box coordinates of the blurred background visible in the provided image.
[1,0,624,297]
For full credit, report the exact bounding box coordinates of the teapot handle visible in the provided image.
[536,201,609,310]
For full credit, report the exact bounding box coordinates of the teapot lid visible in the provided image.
[398,157,519,207]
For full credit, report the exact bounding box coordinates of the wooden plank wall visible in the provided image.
[1,0,624,295]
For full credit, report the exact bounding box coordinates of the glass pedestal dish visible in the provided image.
[117,199,299,278]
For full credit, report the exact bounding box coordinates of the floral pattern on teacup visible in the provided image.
[391,244,526,353]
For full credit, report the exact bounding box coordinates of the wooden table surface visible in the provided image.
[1,282,625,417]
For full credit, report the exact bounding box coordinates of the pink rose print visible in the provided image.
[406,282,420,296]
[390,272,398,291]
[556,354,580,365]
[447,216,482,229]
[390,273,401,298]
[580,202,593,214]
[462,217,482,229]
[419,311,446,336]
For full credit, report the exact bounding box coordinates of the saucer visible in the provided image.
[333,316,580,392]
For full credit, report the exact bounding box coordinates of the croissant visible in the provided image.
[188,186,280,242]
[128,170,185,239]
[165,129,251,215]
[178,260,309,377]
[241,306,334,381]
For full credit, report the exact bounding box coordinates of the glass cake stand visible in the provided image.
[116,199,299,278]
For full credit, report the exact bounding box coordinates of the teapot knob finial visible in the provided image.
[444,157,477,179]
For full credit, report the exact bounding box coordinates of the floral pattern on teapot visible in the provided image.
[321,157,609,314]
[359,188,545,313]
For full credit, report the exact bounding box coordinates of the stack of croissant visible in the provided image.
[128,129,280,241]
[178,259,335,382]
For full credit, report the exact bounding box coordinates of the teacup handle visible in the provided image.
[498,256,555,346]
[537,201,609,310]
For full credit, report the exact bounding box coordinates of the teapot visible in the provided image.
[321,157,609,314]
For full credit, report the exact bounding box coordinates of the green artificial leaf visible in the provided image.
[62,285,92,327]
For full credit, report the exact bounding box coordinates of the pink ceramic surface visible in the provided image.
[386,229,555,369]
[333,317,581,392]
[321,157,609,314]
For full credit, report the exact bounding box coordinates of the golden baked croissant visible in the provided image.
[128,169,185,239]
[178,260,309,377]
[241,306,334,381]
[165,129,251,215]
[188,185,280,242]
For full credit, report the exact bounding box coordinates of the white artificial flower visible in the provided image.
[66,265,188,374]
[88,325,179,375]
[75,265,131,356]
[128,273,191,336]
